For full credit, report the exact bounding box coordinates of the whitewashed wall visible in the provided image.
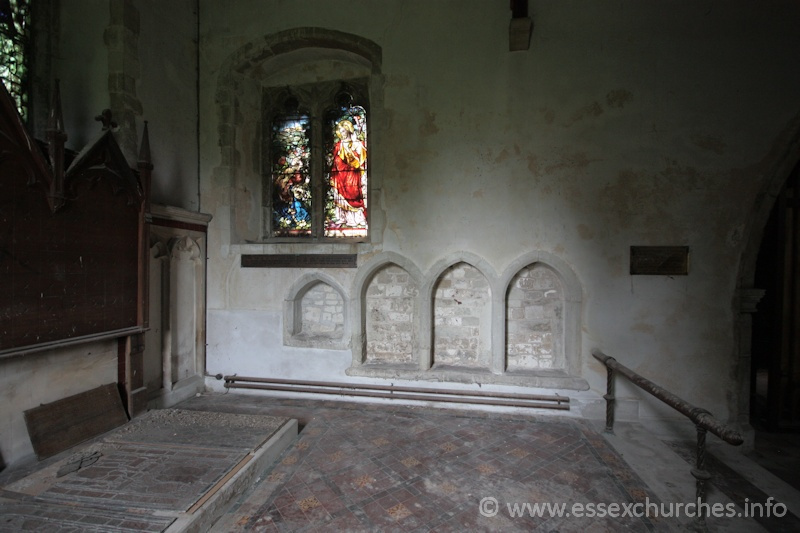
[198,0,800,436]
[0,342,117,467]
[0,0,202,468]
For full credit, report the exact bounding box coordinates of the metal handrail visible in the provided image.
[592,349,744,528]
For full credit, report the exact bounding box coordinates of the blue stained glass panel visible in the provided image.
[271,116,312,237]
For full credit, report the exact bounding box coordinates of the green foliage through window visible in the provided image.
[0,0,30,121]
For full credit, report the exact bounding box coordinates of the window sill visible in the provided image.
[230,241,370,256]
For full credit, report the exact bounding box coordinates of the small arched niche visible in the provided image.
[284,275,348,349]
[364,263,418,365]
[505,263,565,371]
[432,262,492,369]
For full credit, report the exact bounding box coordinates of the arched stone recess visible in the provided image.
[424,252,498,372]
[144,240,169,398]
[500,251,584,382]
[506,264,564,371]
[348,252,423,370]
[284,272,349,350]
[169,236,204,383]
[214,27,384,244]
[347,251,587,389]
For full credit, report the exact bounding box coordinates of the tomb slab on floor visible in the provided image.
[0,408,296,533]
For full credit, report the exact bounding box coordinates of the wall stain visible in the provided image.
[631,322,655,334]
[544,152,602,174]
[606,89,634,109]
[527,155,542,176]
[419,110,439,136]
[577,223,595,240]
[494,148,511,164]
[566,101,603,126]
[599,168,653,226]
[659,161,701,190]
[540,107,555,125]
[472,189,485,199]
[386,74,411,87]
[692,134,727,155]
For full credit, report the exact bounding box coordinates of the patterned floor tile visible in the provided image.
[198,398,665,532]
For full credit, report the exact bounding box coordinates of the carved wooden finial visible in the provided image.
[46,79,67,212]
[47,79,65,135]
[138,120,152,167]
[95,108,118,130]
[137,120,153,214]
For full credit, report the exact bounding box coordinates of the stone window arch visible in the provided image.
[214,28,383,244]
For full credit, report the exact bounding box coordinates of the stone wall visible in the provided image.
[198,1,800,430]
[365,265,417,365]
[433,263,491,368]
[299,283,345,339]
[506,264,564,371]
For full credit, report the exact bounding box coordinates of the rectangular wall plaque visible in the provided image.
[630,246,689,276]
[241,254,357,269]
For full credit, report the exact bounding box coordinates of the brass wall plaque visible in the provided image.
[241,254,357,268]
[630,246,689,276]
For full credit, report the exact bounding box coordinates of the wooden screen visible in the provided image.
[0,82,146,354]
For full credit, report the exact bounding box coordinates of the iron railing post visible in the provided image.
[592,349,744,531]
[692,418,712,529]
[604,365,615,433]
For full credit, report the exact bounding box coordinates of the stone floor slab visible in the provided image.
[0,407,294,533]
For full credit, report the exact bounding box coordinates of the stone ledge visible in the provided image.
[346,363,589,391]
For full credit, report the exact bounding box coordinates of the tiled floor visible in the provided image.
[184,395,665,532]
[4,393,798,532]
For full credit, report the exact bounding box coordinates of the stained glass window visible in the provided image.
[265,83,369,241]
[271,115,312,237]
[0,0,31,121]
[325,104,367,238]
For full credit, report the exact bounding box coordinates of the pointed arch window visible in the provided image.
[265,80,368,241]
[0,0,31,121]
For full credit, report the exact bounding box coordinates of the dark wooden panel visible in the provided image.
[23,383,129,459]
[241,254,357,268]
[0,81,145,354]
[630,246,690,276]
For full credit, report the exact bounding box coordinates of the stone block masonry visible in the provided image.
[300,283,344,338]
[366,265,418,364]
[433,263,491,368]
[506,264,564,370]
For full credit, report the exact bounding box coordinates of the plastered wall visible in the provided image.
[0,342,118,467]
[8,1,799,467]
[0,0,202,467]
[48,0,199,210]
[198,0,800,432]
